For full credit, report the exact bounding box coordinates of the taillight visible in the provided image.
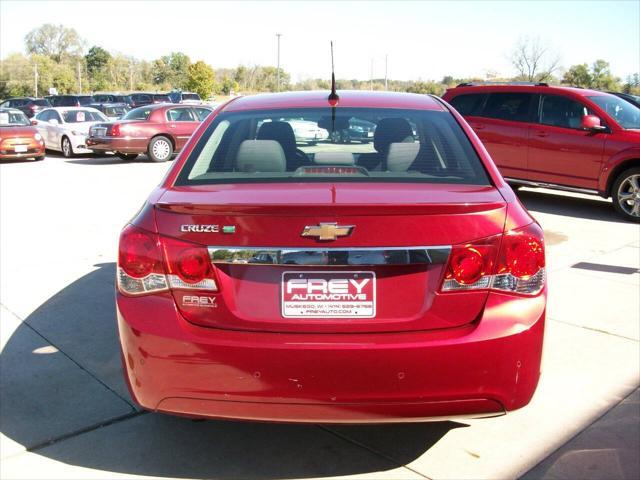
[442,235,499,291]
[109,124,121,136]
[117,225,218,296]
[441,223,545,296]
[492,222,546,295]
[161,236,218,291]
[117,225,168,295]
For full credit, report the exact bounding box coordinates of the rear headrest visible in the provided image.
[386,142,420,171]
[374,118,414,153]
[313,152,355,165]
[257,121,297,154]
[236,140,286,172]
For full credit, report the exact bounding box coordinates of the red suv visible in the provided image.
[442,83,640,221]
[116,90,546,423]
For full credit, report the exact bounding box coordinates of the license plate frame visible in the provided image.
[14,145,28,153]
[281,271,376,318]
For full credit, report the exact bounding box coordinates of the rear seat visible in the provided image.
[236,140,286,172]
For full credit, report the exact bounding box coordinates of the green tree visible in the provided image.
[562,63,592,87]
[185,61,216,99]
[85,46,112,91]
[25,24,84,62]
[562,60,620,90]
[152,52,191,88]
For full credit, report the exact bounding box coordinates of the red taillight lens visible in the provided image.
[161,236,218,291]
[499,229,545,279]
[109,124,121,136]
[176,247,211,284]
[117,225,168,295]
[441,223,545,296]
[118,225,162,278]
[449,247,484,284]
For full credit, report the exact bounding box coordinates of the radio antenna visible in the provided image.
[328,41,339,105]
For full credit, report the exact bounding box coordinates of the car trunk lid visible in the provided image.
[154,183,506,333]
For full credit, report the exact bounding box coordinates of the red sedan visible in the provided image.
[86,104,212,162]
[116,90,546,423]
[0,108,45,161]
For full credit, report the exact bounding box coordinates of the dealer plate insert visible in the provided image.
[281,271,376,318]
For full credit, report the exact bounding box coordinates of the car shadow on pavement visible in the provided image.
[1,263,464,479]
[515,189,628,223]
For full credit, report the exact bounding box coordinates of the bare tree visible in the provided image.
[510,36,560,82]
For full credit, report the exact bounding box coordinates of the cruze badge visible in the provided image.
[181,225,236,233]
[301,223,354,241]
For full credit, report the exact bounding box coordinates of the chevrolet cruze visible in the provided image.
[116,90,547,423]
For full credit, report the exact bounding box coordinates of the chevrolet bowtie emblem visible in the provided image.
[301,223,355,241]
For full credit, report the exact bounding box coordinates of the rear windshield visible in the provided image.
[588,95,640,130]
[176,107,490,186]
[153,94,171,102]
[52,96,76,106]
[0,110,30,126]
[78,96,94,106]
[123,107,152,120]
[183,93,201,101]
[62,110,107,123]
[105,106,127,116]
[33,99,50,107]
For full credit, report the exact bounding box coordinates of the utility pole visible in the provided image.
[385,54,388,90]
[276,33,282,92]
[370,58,373,90]
[77,62,82,92]
[34,63,38,97]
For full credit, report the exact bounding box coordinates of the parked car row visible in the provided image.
[1,90,204,119]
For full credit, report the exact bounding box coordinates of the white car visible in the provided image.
[287,119,329,145]
[33,107,109,157]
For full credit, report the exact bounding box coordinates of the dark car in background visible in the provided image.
[609,92,640,108]
[0,97,51,118]
[92,103,129,120]
[168,90,202,104]
[47,95,95,107]
[93,93,129,104]
[153,93,172,103]
[330,118,377,143]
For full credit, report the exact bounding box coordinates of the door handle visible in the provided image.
[169,124,176,128]
[534,131,550,138]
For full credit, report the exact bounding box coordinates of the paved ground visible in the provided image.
[1,153,639,479]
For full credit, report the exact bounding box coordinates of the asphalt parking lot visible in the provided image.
[1,153,639,479]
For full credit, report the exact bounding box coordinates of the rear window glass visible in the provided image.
[176,107,490,186]
[62,110,106,123]
[52,96,77,107]
[105,106,127,116]
[153,94,171,102]
[78,96,94,106]
[195,107,212,120]
[123,107,152,120]
[33,99,50,106]
[482,93,534,122]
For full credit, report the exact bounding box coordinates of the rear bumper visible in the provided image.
[117,290,545,423]
[87,137,147,153]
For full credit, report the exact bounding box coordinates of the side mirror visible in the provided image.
[581,115,606,132]
[48,118,59,125]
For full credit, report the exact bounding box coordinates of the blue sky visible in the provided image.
[1,0,638,81]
